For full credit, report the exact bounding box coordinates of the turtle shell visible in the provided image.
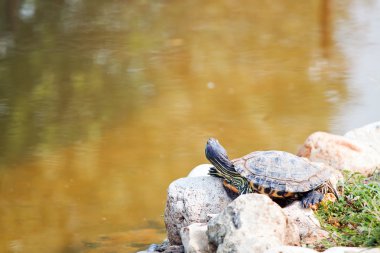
[232,150,331,196]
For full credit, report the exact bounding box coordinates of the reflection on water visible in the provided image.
[0,0,379,252]
[332,0,380,132]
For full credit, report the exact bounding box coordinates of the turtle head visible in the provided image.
[206,138,248,195]
[205,138,235,172]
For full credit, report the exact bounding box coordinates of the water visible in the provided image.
[0,0,379,252]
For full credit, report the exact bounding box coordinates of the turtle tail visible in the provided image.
[327,180,340,199]
[321,180,340,199]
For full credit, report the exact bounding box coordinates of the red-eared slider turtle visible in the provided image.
[205,138,339,208]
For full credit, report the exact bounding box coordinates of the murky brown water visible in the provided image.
[0,0,380,252]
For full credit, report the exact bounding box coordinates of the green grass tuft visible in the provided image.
[315,170,380,250]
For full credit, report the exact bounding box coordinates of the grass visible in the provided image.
[315,170,380,250]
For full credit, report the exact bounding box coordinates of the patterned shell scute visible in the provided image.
[232,150,330,193]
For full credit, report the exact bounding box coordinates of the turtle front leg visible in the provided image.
[301,190,323,208]
[222,180,240,199]
[223,179,250,195]
[223,180,240,193]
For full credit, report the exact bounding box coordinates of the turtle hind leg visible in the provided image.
[301,190,323,208]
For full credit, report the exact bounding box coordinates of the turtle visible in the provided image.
[205,138,339,208]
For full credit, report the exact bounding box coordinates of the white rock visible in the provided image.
[298,122,380,176]
[344,121,380,154]
[180,223,214,253]
[164,176,233,245]
[283,201,328,244]
[323,247,380,253]
[264,246,318,253]
[187,164,213,177]
[207,194,300,253]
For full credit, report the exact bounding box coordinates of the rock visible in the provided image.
[137,240,170,253]
[164,176,233,245]
[264,246,318,253]
[180,223,214,253]
[344,121,380,154]
[282,201,328,245]
[147,243,159,252]
[141,242,184,253]
[283,213,301,248]
[163,245,185,253]
[298,122,380,176]
[207,194,300,253]
[323,247,380,253]
[155,240,170,252]
[187,164,213,177]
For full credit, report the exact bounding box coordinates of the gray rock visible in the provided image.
[180,223,215,253]
[146,243,159,252]
[155,240,170,252]
[264,246,318,253]
[187,164,213,177]
[323,247,380,253]
[298,121,380,176]
[164,176,233,245]
[139,240,170,253]
[283,201,328,244]
[207,194,300,253]
[163,245,185,253]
